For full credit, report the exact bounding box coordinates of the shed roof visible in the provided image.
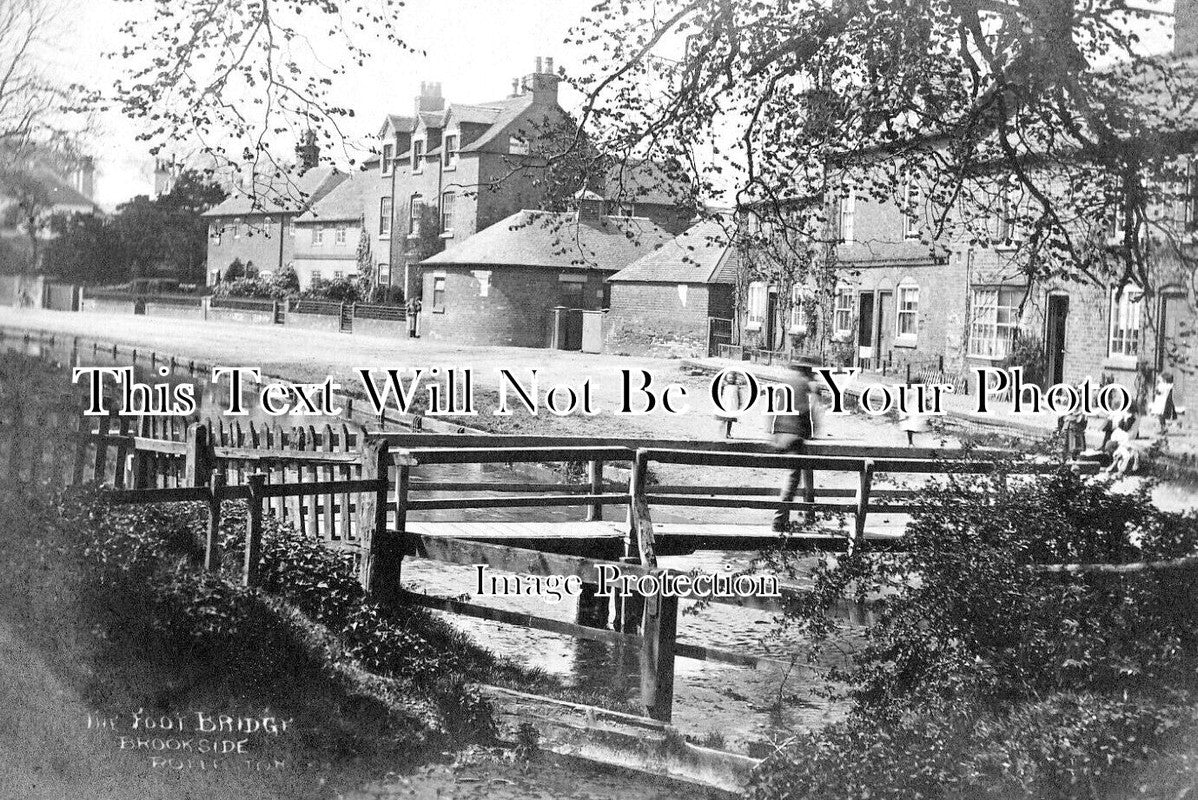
[608,220,737,284]
[421,209,671,271]
[295,170,373,223]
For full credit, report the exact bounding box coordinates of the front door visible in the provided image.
[876,290,892,368]
[1159,293,1192,417]
[766,291,778,350]
[857,291,875,368]
[1044,294,1069,386]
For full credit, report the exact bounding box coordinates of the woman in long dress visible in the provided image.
[1148,372,1177,434]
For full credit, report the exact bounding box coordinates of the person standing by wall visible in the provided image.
[406,296,422,338]
[769,363,817,533]
[1149,372,1177,434]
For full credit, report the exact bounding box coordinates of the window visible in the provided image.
[509,135,529,155]
[379,197,392,237]
[381,143,394,176]
[897,285,919,339]
[333,270,344,280]
[832,185,855,243]
[1108,288,1143,359]
[443,135,458,168]
[834,288,854,336]
[607,201,635,218]
[993,184,1023,245]
[312,226,324,246]
[432,275,446,308]
[310,270,323,286]
[209,223,220,244]
[335,224,347,246]
[286,217,295,238]
[746,281,768,330]
[789,284,808,334]
[409,193,423,236]
[377,262,389,285]
[969,286,1022,359]
[901,179,919,239]
[233,217,242,240]
[440,191,455,232]
[411,140,424,171]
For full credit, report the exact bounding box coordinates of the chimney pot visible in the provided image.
[546,57,554,74]
[535,56,543,73]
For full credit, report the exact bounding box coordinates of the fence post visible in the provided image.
[205,469,225,571]
[183,421,213,487]
[852,458,874,552]
[905,362,911,384]
[357,439,390,592]
[586,459,604,521]
[243,473,266,587]
[626,449,652,562]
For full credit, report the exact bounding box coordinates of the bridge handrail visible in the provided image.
[393,446,632,466]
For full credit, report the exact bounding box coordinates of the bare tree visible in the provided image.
[99,0,415,205]
[0,0,62,165]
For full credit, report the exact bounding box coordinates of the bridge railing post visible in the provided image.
[585,458,604,521]
[631,448,676,723]
[357,439,390,593]
[852,458,874,552]
[205,469,225,571]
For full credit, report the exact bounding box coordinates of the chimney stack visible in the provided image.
[1177,0,1198,56]
[527,55,559,106]
[295,130,320,174]
[414,80,445,116]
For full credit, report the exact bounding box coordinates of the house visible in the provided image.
[418,206,671,348]
[370,59,697,303]
[200,134,345,283]
[732,6,1198,416]
[0,156,99,270]
[292,170,374,289]
[605,219,738,357]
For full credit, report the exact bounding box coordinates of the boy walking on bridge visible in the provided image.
[770,363,817,532]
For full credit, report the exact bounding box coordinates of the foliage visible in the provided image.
[42,212,125,283]
[112,170,227,281]
[214,265,299,300]
[223,257,247,282]
[753,468,1198,798]
[305,275,363,303]
[1001,332,1048,388]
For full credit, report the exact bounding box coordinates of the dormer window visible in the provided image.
[412,140,424,171]
[509,135,529,156]
[381,143,394,176]
[443,135,458,168]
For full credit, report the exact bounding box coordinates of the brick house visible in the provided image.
[201,137,345,283]
[605,219,737,357]
[291,170,374,289]
[417,206,671,348]
[370,60,696,303]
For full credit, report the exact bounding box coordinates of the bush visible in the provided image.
[752,468,1198,799]
[304,276,362,303]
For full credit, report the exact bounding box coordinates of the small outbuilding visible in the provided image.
[417,208,671,348]
[604,220,738,357]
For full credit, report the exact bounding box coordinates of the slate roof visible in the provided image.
[459,95,537,153]
[609,220,737,284]
[201,166,344,217]
[379,114,416,136]
[603,159,692,207]
[421,209,672,271]
[295,170,373,223]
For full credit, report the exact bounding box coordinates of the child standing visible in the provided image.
[1149,372,1177,434]
[897,382,932,446]
[714,371,746,439]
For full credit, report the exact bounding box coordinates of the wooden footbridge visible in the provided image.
[0,330,1083,735]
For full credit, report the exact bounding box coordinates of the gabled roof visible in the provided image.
[201,166,344,217]
[460,95,538,153]
[295,170,372,223]
[421,209,672,271]
[609,220,737,284]
[379,114,417,137]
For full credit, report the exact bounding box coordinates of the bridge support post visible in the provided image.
[358,440,393,596]
[586,459,604,521]
[640,585,678,723]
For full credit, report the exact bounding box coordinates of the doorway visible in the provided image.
[876,290,893,369]
[857,291,875,367]
[766,291,778,350]
[1044,294,1069,386]
[1159,293,1191,417]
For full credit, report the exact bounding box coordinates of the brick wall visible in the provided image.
[605,281,722,357]
[420,265,609,347]
[206,215,291,282]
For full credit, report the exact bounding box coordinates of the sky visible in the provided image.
[51,0,597,208]
[45,0,1180,210]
